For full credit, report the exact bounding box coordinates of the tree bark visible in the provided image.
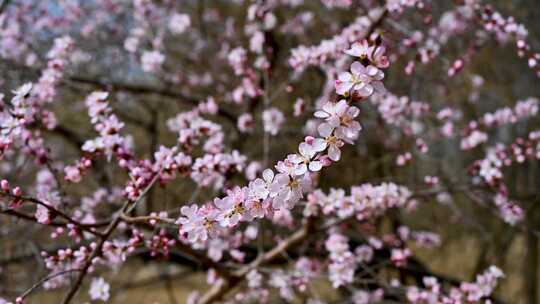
[525,210,538,304]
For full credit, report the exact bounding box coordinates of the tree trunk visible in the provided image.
[525,216,538,304]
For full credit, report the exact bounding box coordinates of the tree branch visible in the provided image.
[197,217,315,304]
[65,76,238,124]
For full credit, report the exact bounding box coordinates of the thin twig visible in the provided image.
[18,269,82,300]
[60,170,162,304]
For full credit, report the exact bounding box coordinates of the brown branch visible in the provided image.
[0,193,106,236]
[366,8,388,37]
[1,209,107,231]
[65,76,238,124]
[117,214,233,279]
[50,125,85,147]
[61,171,162,303]
[120,214,176,224]
[525,202,539,304]
[197,218,315,304]
[175,242,234,280]
[60,201,128,304]
[2,58,237,125]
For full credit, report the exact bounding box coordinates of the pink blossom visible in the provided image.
[461,130,488,150]
[35,204,51,224]
[177,204,217,243]
[325,232,355,287]
[297,136,327,172]
[314,100,360,162]
[141,50,165,73]
[228,47,247,75]
[237,113,254,133]
[335,62,386,98]
[391,248,412,267]
[250,31,265,54]
[262,108,285,136]
[270,160,310,210]
[293,98,305,117]
[214,189,246,227]
[344,39,390,68]
[321,0,352,8]
[64,165,83,183]
[89,277,110,302]
[168,13,191,35]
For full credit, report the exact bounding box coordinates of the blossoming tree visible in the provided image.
[0,0,539,303]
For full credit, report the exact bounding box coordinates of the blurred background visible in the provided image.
[1,0,540,303]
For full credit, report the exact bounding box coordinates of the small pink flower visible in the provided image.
[141,50,165,73]
[270,168,309,210]
[35,204,51,224]
[262,108,285,136]
[1,179,9,191]
[297,136,327,172]
[316,100,361,147]
[391,248,411,267]
[89,277,110,302]
[64,165,82,183]
[237,113,254,133]
[335,62,386,98]
[344,39,390,69]
[177,204,218,243]
[215,187,248,227]
[12,187,22,196]
[293,98,305,117]
[168,13,190,35]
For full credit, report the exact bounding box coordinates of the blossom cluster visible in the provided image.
[370,93,430,134]
[177,99,357,242]
[387,0,427,15]
[288,11,383,70]
[40,232,145,290]
[470,130,540,224]
[305,182,414,220]
[0,36,73,162]
[64,92,134,183]
[268,258,322,300]
[474,130,540,188]
[478,4,540,76]
[399,3,470,75]
[325,232,356,287]
[178,38,390,244]
[460,97,539,150]
[34,36,74,104]
[321,0,352,9]
[407,266,504,303]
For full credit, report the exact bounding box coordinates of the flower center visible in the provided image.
[326,135,338,145]
[288,179,299,189]
[204,219,215,230]
[340,116,351,126]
